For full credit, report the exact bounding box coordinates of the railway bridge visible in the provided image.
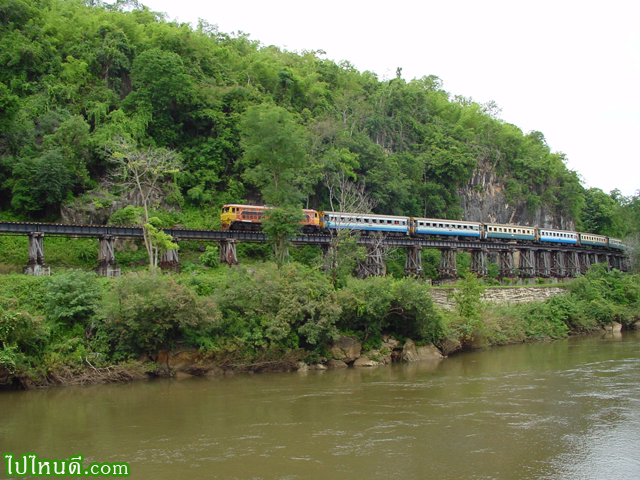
[0,221,630,280]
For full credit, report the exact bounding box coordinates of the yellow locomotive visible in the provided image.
[220,204,321,233]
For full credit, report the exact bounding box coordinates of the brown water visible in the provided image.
[2,332,640,480]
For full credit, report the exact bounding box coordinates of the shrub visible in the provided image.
[43,270,102,330]
[199,245,220,268]
[212,263,341,351]
[336,276,444,348]
[95,273,221,360]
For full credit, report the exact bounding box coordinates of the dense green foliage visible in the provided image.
[0,0,592,225]
[1,262,638,388]
[336,276,445,349]
[0,264,445,385]
[442,268,640,354]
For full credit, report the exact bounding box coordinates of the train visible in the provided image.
[220,204,626,250]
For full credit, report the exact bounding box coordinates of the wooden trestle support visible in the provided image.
[95,235,121,277]
[159,243,181,273]
[536,250,552,278]
[356,244,386,278]
[219,239,238,266]
[551,250,567,278]
[518,249,536,278]
[438,248,457,279]
[24,232,50,276]
[470,249,489,276]
[404,246,423,277]
[497,249,516,278]
[566,251,580,277]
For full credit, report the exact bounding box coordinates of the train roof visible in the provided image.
[222,204,267,208]
[412,217,481,225]
[222,204,317,213]
[320,211,410,219]
[539,228,578,234]
[577,232,607,237]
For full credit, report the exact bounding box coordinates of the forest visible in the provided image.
[0,0,637,238]
[0,0,639,388]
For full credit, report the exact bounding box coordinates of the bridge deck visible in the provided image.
[0,221,624,255]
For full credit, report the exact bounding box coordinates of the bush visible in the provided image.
[199,245,220,268]
[43,270,102,330]
[337,276,444,348]
[211,263,340,352]
[566,266,640,327]
[95,273,221,360]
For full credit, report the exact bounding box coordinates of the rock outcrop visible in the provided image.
[401,339,443,362]
[327,335,362,363]
[458,159,575,230]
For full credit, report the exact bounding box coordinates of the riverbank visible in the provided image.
[1,264,638,390]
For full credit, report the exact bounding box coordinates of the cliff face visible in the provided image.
[458,160,576,230]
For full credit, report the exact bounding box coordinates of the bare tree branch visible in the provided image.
[105,138,182,270]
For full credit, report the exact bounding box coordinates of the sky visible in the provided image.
[140,0,640,197]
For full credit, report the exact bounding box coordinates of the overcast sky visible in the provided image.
[140,0,640,197]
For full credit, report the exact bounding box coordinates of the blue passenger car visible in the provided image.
[538,229,578,245]
[412,218,482,239]
[320,212,410,235]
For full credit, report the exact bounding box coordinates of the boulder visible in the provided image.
[328,335,362,363]
[308,363,328,371]
[381,334,400,349]
[416,344,444,361]
[326,359,348,369]
[604,322,623,333]
[402,339,443,362]
[353,356,382,367]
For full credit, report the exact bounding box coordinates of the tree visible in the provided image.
[581,188,620,235]
[7,150,74,215]
[261,206,304,267]
[240,104,307,206]
[127,48,196,146]
[322,170,377,286]
[107,139,181,270]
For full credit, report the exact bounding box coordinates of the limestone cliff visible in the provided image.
[458,159,576,230]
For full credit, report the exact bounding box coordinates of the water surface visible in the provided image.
[2,332,640,479]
